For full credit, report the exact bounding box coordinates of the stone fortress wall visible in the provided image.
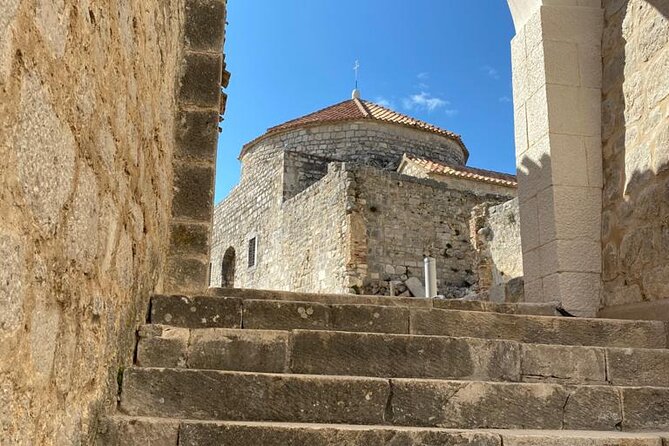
[600,0,669,309]
[0,1,226,444]
[212,120,515,296]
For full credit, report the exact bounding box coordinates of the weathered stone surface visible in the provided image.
[179,52,223,107]
[35,0,69,59]
[406,277,426,298]
[29,297,61,386]
[151,295,242,328]
[175,109,220,162]
[500,431,665,446]
[563,386,622,430]
[97,417,179,446]
[608,348,669,387]
[165,257,210,294]
[409,308,667,348]
[16,73,76,236]
[120,368,389,424]
[178,422,501,446]
[242,300,331,330]
[168,222,209,257]
[390,380,567,429]
[621,387,669,430]
[172,163,215,221]
[184,0,227,51]
[136,325,190,368]
[189,328,288,373]
[64,164,100,272]
[330,304,409,333]
[290,330,520,381]
[0,230,24,336]
[521,344,607,384]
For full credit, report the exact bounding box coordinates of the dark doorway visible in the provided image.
[222,247,236,287]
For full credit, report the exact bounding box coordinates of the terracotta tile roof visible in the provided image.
[240,98,468,159]
[402,154,517,188]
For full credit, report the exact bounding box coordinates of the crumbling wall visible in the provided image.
[471,199,524,302]
[282,151,331,201]
[0,1,225,444]
[601,0,669,309]
[352,167,510,297]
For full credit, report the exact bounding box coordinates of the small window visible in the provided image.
[248,237,257,268]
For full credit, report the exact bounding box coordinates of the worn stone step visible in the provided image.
[99,417,669,446]
[119,368,669,431]
[139,325,669,388]
[150,295,668,348]
[207,287,559,316]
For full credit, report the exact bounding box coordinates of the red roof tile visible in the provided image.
[402,154,517,188]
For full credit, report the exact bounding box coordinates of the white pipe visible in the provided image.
[424,257,437,298]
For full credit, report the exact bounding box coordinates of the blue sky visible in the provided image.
[216,1,516,203]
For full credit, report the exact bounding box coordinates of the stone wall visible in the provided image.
[351,167,511,297]
[0,1,225,444]
[242,120,467,170]
[282,150,331,201]
[601,0,669,309]
[471,199,524,302]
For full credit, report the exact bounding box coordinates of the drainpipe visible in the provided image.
[424,257,437,298]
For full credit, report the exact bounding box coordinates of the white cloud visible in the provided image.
[482,65,500,80]
[444,108,459,117]
[499,96,512,103]
[417,72,429,80]
[402,92,452,113]
[375,96,396,109]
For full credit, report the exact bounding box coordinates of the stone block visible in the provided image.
[544,40,580,86]
[172,163,215,221]
[409,308,667,349]
[185,0,227,51]
[289,330,520,381]
[405,277,425,298]
[549,133,589,187]
[169,222,209,257]
[607,348,669,387]
[540,5,603,47]
[120,368,389,425]
[242,300,331,330]
[330,304,409,333]
[518,195,540,251]
[622,387,669,430]
[189,328,288,373]
[563,386,622,430]
[150,295,242,328]
[179,52,222,107]
[175,109,220,162]
[96,417,179,446]
[521,344,606,384]
[136,325,190,368]
[390,379,567,429]
[178,422,501,446]
[0,230,25,336]
[164,257,210,294]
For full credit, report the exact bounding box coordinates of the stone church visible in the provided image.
[211,92,520,297]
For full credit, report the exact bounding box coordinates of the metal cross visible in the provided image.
[353,60,360,88]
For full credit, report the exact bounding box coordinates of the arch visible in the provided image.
[221,247,236,288]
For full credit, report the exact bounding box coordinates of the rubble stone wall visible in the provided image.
[352,167,511,297]
[0,1,226,444]
[601,0,669,309]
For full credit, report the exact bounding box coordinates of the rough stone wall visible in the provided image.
[471,198,524,302]
[351,167,511,297]
[601,0,669,308]
[0,1,226,444]
[243,120,467,170]
[282,150,331,201]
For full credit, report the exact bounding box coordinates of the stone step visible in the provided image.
[99,417,669,446]
[119,367,669,431]
[207,287,559,316]
[137,325,669,388]
[150,295,668,348]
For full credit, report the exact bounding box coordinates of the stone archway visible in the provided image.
[221,247,236,288]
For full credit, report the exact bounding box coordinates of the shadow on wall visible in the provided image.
[601,0,669,309]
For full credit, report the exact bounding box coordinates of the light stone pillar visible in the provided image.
[508,0,603,317]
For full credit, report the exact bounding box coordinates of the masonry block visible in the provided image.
[175,109,220,162]
[172,163,215,221]
[169,222,210,257]
[179,52,222,107]
[185,0,227,51]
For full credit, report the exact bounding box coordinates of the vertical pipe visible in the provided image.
[424,257,437,298]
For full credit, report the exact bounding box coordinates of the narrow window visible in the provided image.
[248,237,257,268]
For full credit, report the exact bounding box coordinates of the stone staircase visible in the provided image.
[99,288,669,445]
